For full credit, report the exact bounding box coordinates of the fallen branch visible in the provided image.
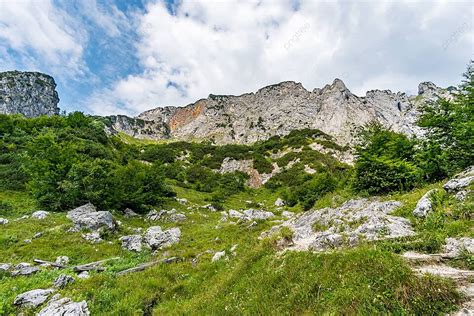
[117,257,180,276]
[73,257,120,272]
[33,259,67,269]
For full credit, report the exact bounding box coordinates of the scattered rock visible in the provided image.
[24,239,32,244]
[281,211,294,218]
[202,204,217,212]
[37,294,90,316]
[123,208,139,218]
[55,256,69,265]
[167,213,187,223]
[119,235,142,252]
[414,264,474,280]
[13,288,55,308]
[31,210,50,219]
[0,218,8,225]
[413,189,437,218]
[274,198,285,207]
[0,263,11,271]
[248,221,258,228]
[212,251,226,262]
[53,274,75,288]
[77,271,90,279]
[443,237,474,258]
[146,209,167,221]
[264,199,415,251]
[67,203,115,231]
[82,232,103,244]
[455,190,470,201]
[33,232,43,239]
[222,209,275,222]
[11,263,40,276]
[146,209,186,222]
[144,226,181,250]
[443,166,474,192]
[177,198,188,204]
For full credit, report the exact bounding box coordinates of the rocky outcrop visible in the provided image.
[109,79,453,145]
[67,203,115,231]
[13,288,55,308]
[264,199,415,251]
[119,235,143,252]
[103,115,170,140]
[37,294,90,316]
[413,189,437,218]
[443,166,474,193]
[0,71,59,117]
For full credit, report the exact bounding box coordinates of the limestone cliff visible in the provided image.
[0,71,59,117]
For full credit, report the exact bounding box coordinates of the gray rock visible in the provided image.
[455,190,469,201]
[176,198,188,204]
[281,211,294,218]
[77,271,90,279]
[31,210,50,219]
[212,251,226,262]
[146,209,167,221]
[0,71,59,117]
[123,208,139,218]
[0,263,11,271]
[33,232,43,239]
[443,237,474,258]
[37,294,90,316]
[119,235,142,252]
[144,226,181,250]
[82,232,103,244]
[11,263,40,276]
[167,213,187,223]
[443,166,474,192]
[0,218,8,225]
[13,288,55,308]
[275,198,285,207]
[264,199,415,251]
[67,203,115,231]
[242,209,275,221]
[53,274,75,288]
[413,189,437,218]
[55,256,69,265]
[24,239,32,244]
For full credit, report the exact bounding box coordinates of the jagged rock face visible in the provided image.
[133,79,451,145]
[0,71,59,117]
[104,115,170,140]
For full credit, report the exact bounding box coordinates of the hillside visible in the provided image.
[0,65,472,315]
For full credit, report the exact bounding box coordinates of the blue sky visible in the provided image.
[0,0,473,116]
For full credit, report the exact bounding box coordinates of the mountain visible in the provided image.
[113,79,452,145]
[0,71,59,117]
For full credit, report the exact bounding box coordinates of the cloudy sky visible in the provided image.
[0,0,472,116]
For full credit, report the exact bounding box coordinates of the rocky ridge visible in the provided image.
[115,79,453,145]
[0,71,59,117]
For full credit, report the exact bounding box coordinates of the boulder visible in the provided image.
[0,218,8,225]
[275,198,285,207]
[212,251,226,262]
[144,226,181,250]
[13,288,55,308]
[443,237,474,258]
[443,166,474,192]
[176,198,188,204]
[37,294,90,316]
[55,256,69,265]
[263,199,415,251]
[119,235,142,252]
[146,209,167,221]
[77,271,90,279]
[413,189,436,218]
[31,210,50,219]
[242,209,275,221]
[67,203,115,231]
[11,263,40,276]
[82,232,103,244]
[123,208,139,218]
[0,263,11,272]
[53,274,75,288]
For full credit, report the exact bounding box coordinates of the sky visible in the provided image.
[0,0,472,116]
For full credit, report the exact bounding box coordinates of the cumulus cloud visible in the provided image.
[85,0,473,116]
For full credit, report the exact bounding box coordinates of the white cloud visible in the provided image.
[0,0,86,75]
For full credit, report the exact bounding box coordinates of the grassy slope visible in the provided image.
[1,181,472,315]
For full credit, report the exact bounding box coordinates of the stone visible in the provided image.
[242,209,275,221]
[263,199,415,251]
[0,263,11,272]
[55,256,69,265]
[77,271,90,279]
[413,189,436,218]
[37,294,90,316]
[443,237,474,258]
[455,190,469,201]
[82,232,103,244]
[67,203,115,231]
[11,264,40,276]
[144,226,181,250]
[176,198,188,204]
[212,251,226,262]
[275,198,285,207]
[119,235,142,252]
[0,71,59,117]
[24,239,31,244]
[281,211,294,218]
[31,210,50,219]
[53,274,75,288]
[443,166,474,192]
[167,213,187,223]
[123,208,139,218]
[0,218,8,225]
[13,288,55,308]
[146,209,167,221]
[33,232,43,239]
